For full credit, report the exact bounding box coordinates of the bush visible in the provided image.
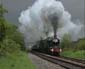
[0,38,21,56]
[76,39,85,50]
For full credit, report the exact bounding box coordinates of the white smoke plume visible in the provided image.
[18,0,84,46]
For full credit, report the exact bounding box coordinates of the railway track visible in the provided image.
[32,51,85,69]
[61,56,85,64]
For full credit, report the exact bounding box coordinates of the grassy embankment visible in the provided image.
[0,52,36,69]
[61,50,85,59]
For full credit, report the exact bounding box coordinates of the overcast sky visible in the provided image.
[1,0,84,24]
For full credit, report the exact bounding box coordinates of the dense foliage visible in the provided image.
[76,39,85,50]
[60,34,85,50]
[60,34,72,50]
[0,20,25,56]
[0,4,25,56]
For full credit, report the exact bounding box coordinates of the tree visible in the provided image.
[0,2,8,41]
[76,39,85,50]
[60,34,72,50]
[0,1,25,56]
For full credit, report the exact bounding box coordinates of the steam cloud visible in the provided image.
[18,0,84,46]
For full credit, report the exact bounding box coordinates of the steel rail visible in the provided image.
[32,51,85,69]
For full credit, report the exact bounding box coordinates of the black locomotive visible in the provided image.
[32,37,62,56]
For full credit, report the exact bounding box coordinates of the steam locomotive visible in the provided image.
[32,14,62,56]
[32,37,62,56]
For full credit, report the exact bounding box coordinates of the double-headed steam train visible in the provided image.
[32,37,62,56]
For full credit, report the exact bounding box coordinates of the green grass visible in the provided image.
[60,50,85,59]
[0,52,36,69]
